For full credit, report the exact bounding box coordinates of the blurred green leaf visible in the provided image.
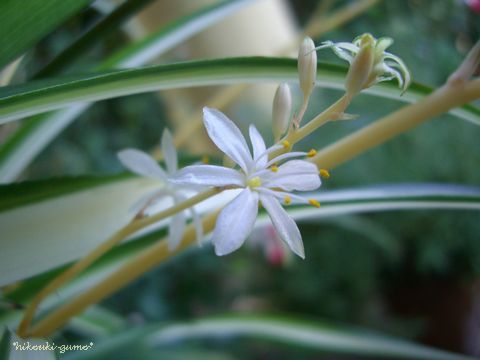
[0,0,91,70]
[147,315,473,359]
[0,58,478,125]
[1,180,479,294]
[0,0,255,182]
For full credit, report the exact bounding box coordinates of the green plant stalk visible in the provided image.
[23,78,480,339]
[17,187,219,337]
[311,79,480,169]
[27,210,220,338]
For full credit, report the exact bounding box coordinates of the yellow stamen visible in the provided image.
[282,140,291,150]
[247,176,262,188]
[201,155,209,164]
[307,149,317,157]
[319,169,330,179]
[284,195,292,205]
[309,199,321,208]
[270,165,279,172]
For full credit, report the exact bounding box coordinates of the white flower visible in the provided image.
[117,129,202,251]
[173,107,322,259]
[316,33,411,93]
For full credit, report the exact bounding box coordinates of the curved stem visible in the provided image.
[27,210,220,338]
[17,187,219,337]
[311,79,480,169]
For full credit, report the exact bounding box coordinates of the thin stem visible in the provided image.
[18,187,219,337]
[311,79,480,169]
[27,210,220,338]
[270,94,351,160]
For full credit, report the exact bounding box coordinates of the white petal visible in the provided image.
[263,160,321,191]
[168,211,186,251]
[260,193,304,259]
[190,207,204,245]
[213,188,258,256]
[203,107,253,172]
[249,124,267,168]
[161,128,177,174]
[117,148,167,180]
[173,165,244,187]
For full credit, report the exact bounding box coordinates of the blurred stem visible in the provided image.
[22,78,480,338]
[27,210,220,338]
[303,0,381,38]
[311,78,480,169]
[18,187,219,338]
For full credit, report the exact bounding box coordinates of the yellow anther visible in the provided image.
[201,155,209,164]
[307,149,317,158]
[282,140,291,150]
[319,169,330,179]
[284,195,292,205]
[270,165,279,172]
[247,176,262,188]
[309,199,321,208]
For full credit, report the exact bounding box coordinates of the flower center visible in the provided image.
[247,176,262,189]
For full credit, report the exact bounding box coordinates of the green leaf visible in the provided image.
[146,315,474,360]
[0,328,11,360]
[0,0,92,70]
[0,58,478,126]
[0,0,256,182]
[33,0,155,79]
[1,179,479,289]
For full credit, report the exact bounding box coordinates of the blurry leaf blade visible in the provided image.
[0,58,478,125]
[2,181,479,291]
[0,177,160,286]
[147,316,473,360]
[0,0,92,70]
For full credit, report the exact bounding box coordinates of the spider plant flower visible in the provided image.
[316,33,411,95]
[117,129,202,251]
[173,107,322,259]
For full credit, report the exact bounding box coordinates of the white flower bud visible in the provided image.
[345,34,375,97]
[272,83,292,140]
[298,37,317,100]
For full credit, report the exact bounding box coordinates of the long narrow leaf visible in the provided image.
[147,315,473,360]
[0,58,478,126]
[1,180,479,288]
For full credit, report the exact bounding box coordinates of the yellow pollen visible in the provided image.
[319,169,330,179]
[247,176,262,188]
[282,140,291,150]
[307,149,317,157]
[270,165,279,172]
[201,155,209,164]
[284,195,292,205]
[309,199,321,208]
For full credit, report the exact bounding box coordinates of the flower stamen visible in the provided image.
[282,140,291,150]
[270,165,279,172]
[284,195,292,205]
[319,169,330,178]
[309,199,321,208]
[307,149,317,157]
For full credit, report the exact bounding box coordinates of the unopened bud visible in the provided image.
[298,37,317,100]
[345,34,375,97]
[272,83,292,140]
